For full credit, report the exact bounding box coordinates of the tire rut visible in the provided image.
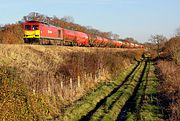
[116,58,149,121]
[79,61,143,121]
[90,61,143,120]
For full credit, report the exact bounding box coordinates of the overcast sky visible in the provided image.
[0,0,180,42]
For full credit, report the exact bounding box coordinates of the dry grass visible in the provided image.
[147,36,180,121]
[157,61,180,121]
[0,44,144,120]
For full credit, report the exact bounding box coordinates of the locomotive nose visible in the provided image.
[24,30,40,38]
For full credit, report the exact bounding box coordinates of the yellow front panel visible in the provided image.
[24,30,40,39]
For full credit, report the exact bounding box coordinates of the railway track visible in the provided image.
[61,58,162,121]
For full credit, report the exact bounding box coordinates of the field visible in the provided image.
[0,44,148,120]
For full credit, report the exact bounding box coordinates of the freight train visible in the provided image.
[23,21,144,48]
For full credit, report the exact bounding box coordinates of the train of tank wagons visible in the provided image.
[23,21,144,48]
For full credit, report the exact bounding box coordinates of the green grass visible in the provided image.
[138,62,164,120]
[125,61,164,121]
[89,62,144,121]
[124,61,150,121]
[101,62,145,121]
[61,62,140,121]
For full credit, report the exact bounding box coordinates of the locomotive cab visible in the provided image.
[24,21,41,43]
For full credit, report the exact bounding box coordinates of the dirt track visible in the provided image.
[62,58,164,121]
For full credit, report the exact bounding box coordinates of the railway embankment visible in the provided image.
[0,44,144,120]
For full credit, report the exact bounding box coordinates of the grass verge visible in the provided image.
[101,61,145,121]
[61,62,140,121]
[124,61,164,121]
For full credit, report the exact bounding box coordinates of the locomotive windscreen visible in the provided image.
[32,25,39,30]
[25,25,31,30]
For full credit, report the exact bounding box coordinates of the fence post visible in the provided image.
[61,81,63,89]
[78,76,81,88]
[95,75,97,82]
[33,89,35,95]
[103,68,105,74]
[48,81,51,95]
[70,78,73,89]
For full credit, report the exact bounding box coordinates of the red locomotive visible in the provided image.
[24,21,144,48]
[24,21,63,44]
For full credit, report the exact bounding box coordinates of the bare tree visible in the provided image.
[176,27,180,36]
[112,34,120,40]
[168,37,180,65]
[124,37,138,43]
[149,34,167,58]
[61,16,75,23]
[22,12,51,23]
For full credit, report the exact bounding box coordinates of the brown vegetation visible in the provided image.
[148,34,167,59]
[150,36,180,121]
[157,61,180,121]
[0,24,24,44]
[164,36,180,65]
[0,44,144,120]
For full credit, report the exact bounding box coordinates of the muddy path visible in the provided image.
[62,58,164,121]
[79,61,142,121]
[116,60,150,121]
[79,59,146,121]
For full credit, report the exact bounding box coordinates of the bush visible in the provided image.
[157,61,180,121]
[165,36,180,65]
[0,24,24,44]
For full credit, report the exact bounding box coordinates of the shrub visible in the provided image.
[0,24,24,44]
[157,61,180,121]
[165,36,180,65]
